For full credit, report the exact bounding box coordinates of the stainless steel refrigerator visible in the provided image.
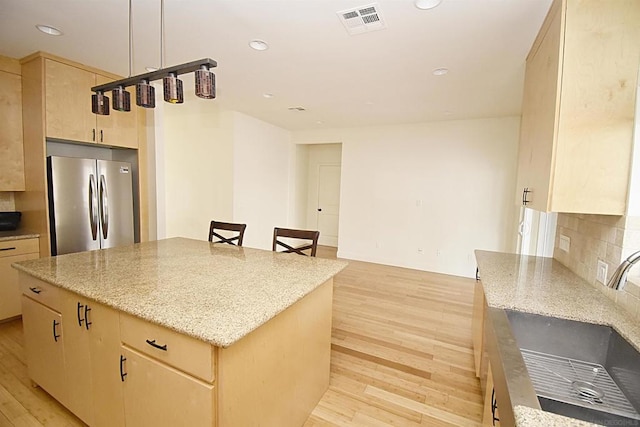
[47,156,134,255]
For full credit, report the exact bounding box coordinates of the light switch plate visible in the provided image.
[559,235,571,252]
[596,260,608,285]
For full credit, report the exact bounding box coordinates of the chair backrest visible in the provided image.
[272,227,320,257]
[208,221,247,246]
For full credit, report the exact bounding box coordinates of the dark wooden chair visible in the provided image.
[208,221,247,246]
[272,227,320,257]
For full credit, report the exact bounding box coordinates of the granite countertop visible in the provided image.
[13,237,348,348]
[475,250,640,427]
[0,230,40,242]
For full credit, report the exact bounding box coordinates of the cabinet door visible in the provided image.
[0,69,25,191]
[45,59,97,143]
[122,347,214,427]
[515,1,562,212]
[61,293,94,425]
[88,301,126,427]
[0,252,39,320]
[96,74,138,148]
[21,295,67,405]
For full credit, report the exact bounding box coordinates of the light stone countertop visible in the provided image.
[0,230,39,242]
[13,237,348,348]
[476,250,640,427]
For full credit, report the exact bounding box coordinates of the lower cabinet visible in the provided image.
[121,347,215,427]
[482,364,501,427]
[0,238,40,320]
[21,295,67,404]
[61,291,124,427]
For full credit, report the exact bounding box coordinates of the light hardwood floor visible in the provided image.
[0,247,482,426]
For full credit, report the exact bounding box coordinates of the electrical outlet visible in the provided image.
[559,235,570,252]
[596,260,608,285]
[436,249,442,256]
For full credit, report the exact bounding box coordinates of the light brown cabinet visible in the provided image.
[482,364,501,427]
[0,56,25,191]
[61,292,125,427]
[121,347,215,427]
[0,238,39,320]
[45,59,137,148]
[515,0,640,214]
[21,293,67,406]
[20,274,125,427]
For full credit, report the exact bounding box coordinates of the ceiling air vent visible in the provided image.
[337,3,387,36]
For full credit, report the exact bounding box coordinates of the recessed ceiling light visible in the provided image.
[36,24,63,36]
[145,66,158,72]
[263,93,274,98]
[414,0,443,10]
[249,40,269,51]
[432,68,449,76]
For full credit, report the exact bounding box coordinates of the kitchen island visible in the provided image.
[13,237,348,427]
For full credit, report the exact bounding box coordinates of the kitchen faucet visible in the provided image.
[607,250,640,291]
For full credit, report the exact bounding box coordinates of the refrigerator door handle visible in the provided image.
[99,175,109,239]
[89,174,99,240]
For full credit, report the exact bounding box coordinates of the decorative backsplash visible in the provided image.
[0,192,15,211]
[554,213,640,320]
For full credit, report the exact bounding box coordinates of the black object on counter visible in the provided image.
[0,211,21,231]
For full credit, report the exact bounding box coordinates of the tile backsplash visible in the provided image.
[0,192,15,211]
[554,213,640,320]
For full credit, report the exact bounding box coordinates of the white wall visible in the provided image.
[161,92,234,241]
[232,112,292,250]
[293,117,520,278]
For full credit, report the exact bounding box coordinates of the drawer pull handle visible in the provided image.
[146,339,168,351]
[84,305,92,330]
[29,287,42,294]
[0,247,16,251]
[52,320,61,342]
[120,355,127,382]
[77,301,85,327]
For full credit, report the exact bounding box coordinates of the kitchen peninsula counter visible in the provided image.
[13,237,347,427]
[475,250,640,427]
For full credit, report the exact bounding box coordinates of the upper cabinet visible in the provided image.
[515,0,640,214]
[45,59,137,148]
[0,56,25,191]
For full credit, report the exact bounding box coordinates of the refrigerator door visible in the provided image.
[48,156,101,255]
[97,160,134,249]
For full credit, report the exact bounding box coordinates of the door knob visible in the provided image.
[317,208,322,212]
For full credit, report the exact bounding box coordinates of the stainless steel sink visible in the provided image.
[506,310,640,425]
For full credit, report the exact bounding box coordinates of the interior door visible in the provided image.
[316,164,341,247]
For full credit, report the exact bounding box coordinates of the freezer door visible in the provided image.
[97,160,134,249]
[47,156,101,255]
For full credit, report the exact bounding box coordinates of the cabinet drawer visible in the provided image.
[0,238,39,257]
[20,274,60,312]
[120,313,215,382]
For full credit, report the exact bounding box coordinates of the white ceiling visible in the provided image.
[0,0,552,131]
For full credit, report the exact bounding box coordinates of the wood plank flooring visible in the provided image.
[0,247,482,426]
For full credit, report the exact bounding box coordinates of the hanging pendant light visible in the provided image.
[195,65,216,99]
[112,86,131,111]
[89,0,217,112]
[136,79,155,108]
[163,72,184,104]
[92,91,110,115]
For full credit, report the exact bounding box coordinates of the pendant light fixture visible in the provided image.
[195,65,216,99]
[91,91,110,115]
[112,0,133,112]
[90,0,217,115]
